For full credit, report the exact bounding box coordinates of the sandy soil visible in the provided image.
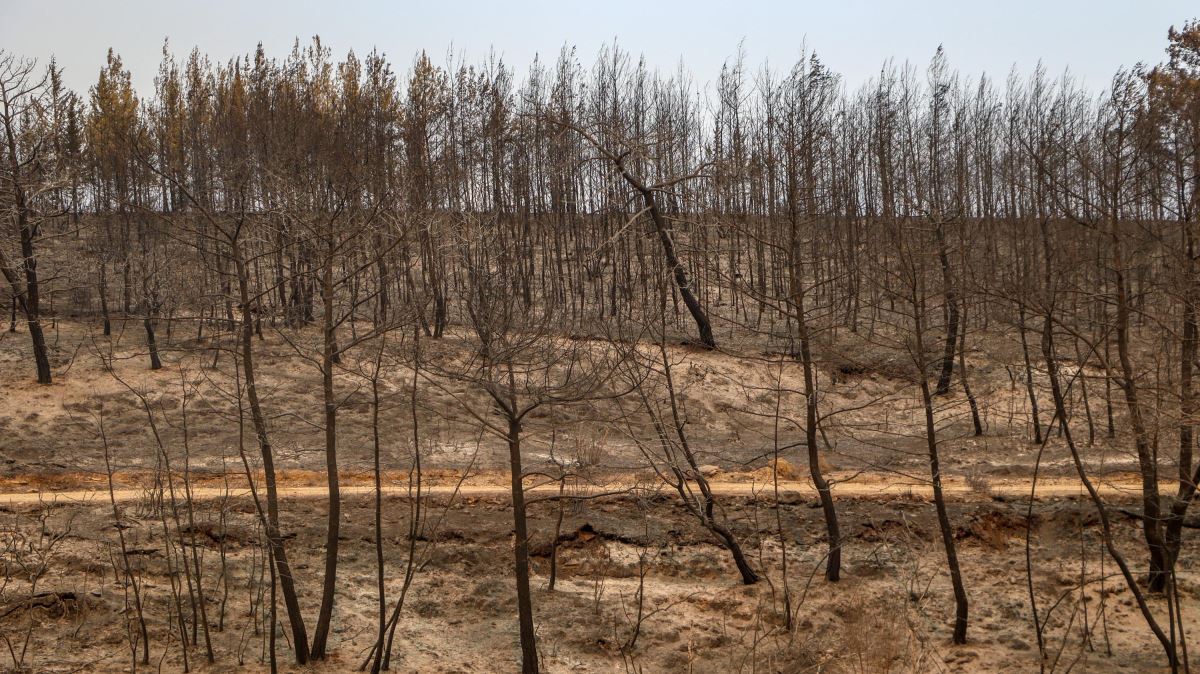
[0,320,1190,672]
[0,485,1189,673]
[0,470,1169,506]
[0,320,1150,484]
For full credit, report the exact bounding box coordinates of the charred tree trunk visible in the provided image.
[1112,242,1171,593]
[144,316,162,370]
[0,166,52,384]
[1017,303,1043,444]
[935,222,958,395]
[910,278,968,644]
[233,241,310,664]
[506,413,538,674]
[1042,311,1177,667]
[797,305,840,581]
[98,263,112,336]
[959,299,983,435]
[310,254,340,659]
[617,161,715,349]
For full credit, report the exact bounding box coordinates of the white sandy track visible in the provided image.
[0,473,1164,507]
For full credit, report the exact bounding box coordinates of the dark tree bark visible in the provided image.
[796,299,840,581]
[310,250,340,659]
[1017,303,1043,444]
[0,111,52,384]
[144,318,162,369]
[958,299,983,435]
[233,241,310,664]
[616,159,716,349]
[934,222,958,394]
[506,413,539,674]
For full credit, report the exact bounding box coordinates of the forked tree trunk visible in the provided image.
[0,178,52,384]
[651,342,759,585]
[788,211,840,580]
[1041,312,1176,667]
[233,243,310,664]
[911,284,968,644]
[310,255,340,659]
[1111,238,1171,593]
[920,372,969,644]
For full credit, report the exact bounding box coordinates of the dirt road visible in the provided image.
[0,471,1158,506]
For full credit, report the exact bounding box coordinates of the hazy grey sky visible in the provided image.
[1,0,1195,95]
